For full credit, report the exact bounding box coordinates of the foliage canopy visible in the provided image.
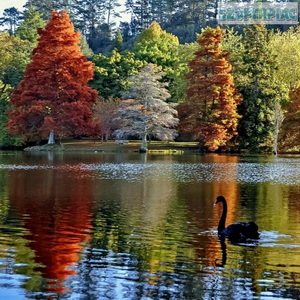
[179,27,241,151]
[114,64,179,151]
[8,10,98,143]
[134,21,179,76]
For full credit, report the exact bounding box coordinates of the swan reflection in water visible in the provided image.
[215,236,260,267]
[215,239,227,267]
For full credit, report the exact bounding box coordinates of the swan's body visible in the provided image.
[215,196,259,242]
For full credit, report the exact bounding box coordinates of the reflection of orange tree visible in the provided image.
[181,154,240,267]
[210,154,240,230]
[181,154,273,295]
[9,167,94,293]
[208,155,265,292]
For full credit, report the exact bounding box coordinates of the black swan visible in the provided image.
[214,195,259,242]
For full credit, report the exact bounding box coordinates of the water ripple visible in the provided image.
[0,160,299,184]
[74,162,300,185]
[0,164,54,170]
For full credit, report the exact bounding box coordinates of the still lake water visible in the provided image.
[0,151,299,299]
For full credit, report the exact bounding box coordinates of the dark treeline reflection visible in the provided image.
[0,153,299,298]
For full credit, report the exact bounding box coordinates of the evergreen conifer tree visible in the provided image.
[237,25,282,152]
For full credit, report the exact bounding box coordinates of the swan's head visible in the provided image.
[214,195,226,206]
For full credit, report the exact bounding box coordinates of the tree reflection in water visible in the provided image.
[0,153,299,299]
[9,167,94,293]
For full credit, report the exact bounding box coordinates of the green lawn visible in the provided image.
[59,139,199,153]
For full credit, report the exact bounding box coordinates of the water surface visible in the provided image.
[0,152,299,299]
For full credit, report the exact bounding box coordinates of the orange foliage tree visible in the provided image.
[179,27,241,152]
[8,10,98,144]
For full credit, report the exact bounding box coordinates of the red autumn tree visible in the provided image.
[8,10,98,144]
[179,27,241,152]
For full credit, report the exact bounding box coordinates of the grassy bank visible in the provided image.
[24,140,200,153]
[24,139,300,154]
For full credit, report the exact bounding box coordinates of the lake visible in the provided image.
[0,151,299,299]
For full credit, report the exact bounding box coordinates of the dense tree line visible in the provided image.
[0,0,219,53]
[0,0,297,52]
[1,4,300,152]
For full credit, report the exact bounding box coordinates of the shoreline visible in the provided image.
[17,140,300,155]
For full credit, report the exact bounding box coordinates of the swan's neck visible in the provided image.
[218,200,227,233]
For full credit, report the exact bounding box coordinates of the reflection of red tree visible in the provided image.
[9,168,94,293]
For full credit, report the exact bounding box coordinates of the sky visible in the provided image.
[0,0,27,15]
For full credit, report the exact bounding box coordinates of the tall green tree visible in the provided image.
[113,31,123,51]
[16,7,46,45]
[171,0,206,28]
[104,0,121,26]
[0,32,32,87]
[0,82,23,147]
[125,0,152,32]
[73,0,106,39]
[72,0,120,42]
[169,42,198,103]
[236,25,285,152]
[133,21,179,76]
[279,83,300,152]
[80,35,94,59]
[24,0,72,20]
[268,26,300,152]
[91,49,146,99]
[179,26,241,152]
[88,23,114,54]
[269,26,300,90]
[0,7,22,34]
[125,0,208,41]
[0,33,32,147]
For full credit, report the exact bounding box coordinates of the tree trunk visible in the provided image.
[48,130,55,145]
[273,124,278,156]
[107,0,112,26]
[140,133,148,153]
[273,101,284,156]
